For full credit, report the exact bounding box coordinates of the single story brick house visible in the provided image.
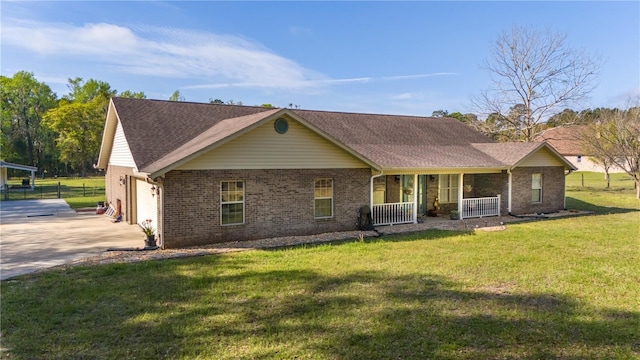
[97,97,576,248]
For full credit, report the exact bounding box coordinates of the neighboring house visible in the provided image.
[536,126,626,173]
[97,98,576,248]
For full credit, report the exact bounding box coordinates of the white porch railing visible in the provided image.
[372,202,414,226]
[461,195,501,219]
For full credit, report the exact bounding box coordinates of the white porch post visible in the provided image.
[507,169,513,213]
[412,173,418,223]
[370,171,383,224]
[458,172,464,217]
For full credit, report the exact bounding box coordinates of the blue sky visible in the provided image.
[2,1,639,116]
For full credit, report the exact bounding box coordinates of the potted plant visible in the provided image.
[449,210,460,220]
[140,219,156,247]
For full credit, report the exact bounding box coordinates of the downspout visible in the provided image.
[507,168,513,214]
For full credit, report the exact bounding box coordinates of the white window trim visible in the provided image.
[531,173,543,203]
[438,174,459,204]
[314,178,334,219]
[220,180,245,226]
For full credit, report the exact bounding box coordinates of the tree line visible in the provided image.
[0,72,290,178]
[1,71,146,177]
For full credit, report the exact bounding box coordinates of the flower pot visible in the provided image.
[145,235,156,247]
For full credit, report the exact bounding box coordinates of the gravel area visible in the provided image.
[45,210,590,273]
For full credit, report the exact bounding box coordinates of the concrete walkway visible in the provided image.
[0,199,143,280]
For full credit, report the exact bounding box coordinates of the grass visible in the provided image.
[1,173,638,359]
[1,176,105,209]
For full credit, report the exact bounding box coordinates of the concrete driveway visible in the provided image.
[0,199,143,280]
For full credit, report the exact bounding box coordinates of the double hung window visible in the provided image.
[314,179,333,218]
[221,181,244,225]
[531,174,542,203]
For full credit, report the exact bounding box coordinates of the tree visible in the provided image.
[169,90,185,102]
[209,98,224,104]
[470,112,512,142]
[472,26,600,142]
[0,71,57,169]
[65,78,114,103]
[546,109,580,128]
[580,104,640,198]
[431,110,449,118]
[118,90,146,99]
[43,78,115,176]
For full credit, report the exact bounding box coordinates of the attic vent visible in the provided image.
[274,118,289,134]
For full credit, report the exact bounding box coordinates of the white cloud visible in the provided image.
[2,18,457,92]
[2,18,328,89]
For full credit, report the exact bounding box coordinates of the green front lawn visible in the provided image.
[1,174,638,359]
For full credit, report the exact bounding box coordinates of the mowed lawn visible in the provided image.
[1,173,638,359]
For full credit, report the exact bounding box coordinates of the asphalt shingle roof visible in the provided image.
[108,97,567,174]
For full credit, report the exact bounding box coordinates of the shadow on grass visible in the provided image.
[271,229,473,252]
[2,256,638,359]
[566,196,640,215]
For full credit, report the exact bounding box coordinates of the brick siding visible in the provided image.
[510,167,566,214]
[471,173,509,215]
[162,168,371,248]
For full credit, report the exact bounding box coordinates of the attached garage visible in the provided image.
[135,178,158,235]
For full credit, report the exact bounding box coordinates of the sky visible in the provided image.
[1,1,639,116]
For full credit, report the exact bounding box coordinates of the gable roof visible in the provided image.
[535,125,586,156]
[98,97,575,176]
[473,142,576,170]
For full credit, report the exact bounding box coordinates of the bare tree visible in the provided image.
[472,26,600,142]
[580,103,640,198]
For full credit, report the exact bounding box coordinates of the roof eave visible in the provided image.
[96,99,118,170]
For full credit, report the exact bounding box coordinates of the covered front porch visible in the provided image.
[370,172,507,226]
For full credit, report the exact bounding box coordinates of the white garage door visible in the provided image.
[136,179,158,234]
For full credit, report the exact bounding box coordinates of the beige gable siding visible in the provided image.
[109,120,136,168]
[177,118,368,170]
[517,147,564,167]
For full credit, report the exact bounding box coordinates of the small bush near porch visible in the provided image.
[1,174,638,359]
